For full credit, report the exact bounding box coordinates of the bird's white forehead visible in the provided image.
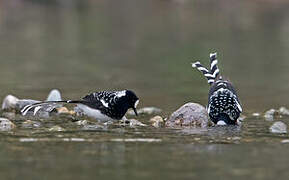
[115,90,126,98]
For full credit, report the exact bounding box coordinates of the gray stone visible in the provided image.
[269,121,287,134]
[150,116,164,128]
[264,109,277,121]
[22,120,41,128]
[2,95,19,110]
[48,125,65,132]
[279,107,289,116]
[46,89,62,101]
[0,118,16,131]
[166,103,209,128]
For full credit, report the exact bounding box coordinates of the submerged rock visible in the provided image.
[269,121,287,134]
[122,119,147,127]
[166,103,209,128]
[48,125,65,132]
[22,120,41,128]
[0,118,16,131]
[264,109,277,121]
[127,107,162,116]
[2,95,19,110]
[46,89,62,101]
[150,116,164,128]
[279,107,289,116]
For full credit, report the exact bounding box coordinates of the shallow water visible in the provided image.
[0,0,289,179]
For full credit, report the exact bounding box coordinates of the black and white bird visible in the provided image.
[21,90,139,121]
[192,52,242,125]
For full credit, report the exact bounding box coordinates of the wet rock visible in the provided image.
[0,118,16,131]
[264,109,277,121]
[2,112,16,120]
[48,125,65,132]
[56,107,75,115]
[46,89,62,101]
[75,120,88,126]
[2,95,19,110]
[119,119,147,127]
[150,116,164,128]
[22,120,41,128]
[166,103,209,128]
[125,119,147,127]
[252,113,260,117]
[127,107,162,116]
[279,107,289,116]
[269,121,287,134]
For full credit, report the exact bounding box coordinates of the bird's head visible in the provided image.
[124,90,139,116]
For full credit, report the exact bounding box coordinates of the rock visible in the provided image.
[48,125,65,132]
[166,103,209,128]
[46,89,62,101]
[127,107,162,116]
[264,109,277,121]
[2,95,19,110]
[2,112,16,120]
[0,118,16,131]
[252,113,260,117]
[279,107,289,116]
[56,107,75,115]
[75,120,88,126]
[22,120,41,128]
[122,119,147,127]
[269,121,287,134]
[150,116,164,128]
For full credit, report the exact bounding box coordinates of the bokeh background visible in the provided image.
[1,1,289,180]
[0,0,289,114]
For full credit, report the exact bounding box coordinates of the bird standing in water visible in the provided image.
[21,90,139,121]
[192,53,242,125]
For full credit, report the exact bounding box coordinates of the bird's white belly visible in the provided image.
[76,104,114,122]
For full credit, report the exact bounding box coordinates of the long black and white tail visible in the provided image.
[192,52,220,85]
[20,100,82,116]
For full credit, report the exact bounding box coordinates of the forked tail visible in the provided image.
[192,52,220,85]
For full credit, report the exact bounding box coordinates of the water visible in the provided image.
[0,0,289,179]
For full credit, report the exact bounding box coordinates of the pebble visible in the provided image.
[252,113,260,117]
[22,120,41,128]
[127,107,162,116]
[0,118,16,131]
[126,119,147,127]
[46,89,62,101]
[75,120,88,126]
[264,109,277,121]
[279,107,289,116]
[56,107,75,115]
[48,125,65,132]
[166,102,209,128]
[1,95,19,110]
[269,121,287,134]
[149,116,164,128]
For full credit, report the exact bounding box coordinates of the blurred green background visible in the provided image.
[0,0,289,113]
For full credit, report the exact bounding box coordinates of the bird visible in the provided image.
[192,52,242,125]
[21,90,139,121]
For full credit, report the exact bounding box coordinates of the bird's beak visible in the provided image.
[133,107,138,116]
[133,100,139,116]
